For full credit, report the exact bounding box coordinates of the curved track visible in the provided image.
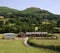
[24,37,32,48]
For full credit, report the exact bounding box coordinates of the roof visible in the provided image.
[4,33,15,38]
[26,32,48,35]
[4,33,15,35]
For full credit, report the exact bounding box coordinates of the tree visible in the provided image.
[42,23,55,33]
[57,19,60,27]
[0,21,4,28]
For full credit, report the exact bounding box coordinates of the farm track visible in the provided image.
[24,37,32,48]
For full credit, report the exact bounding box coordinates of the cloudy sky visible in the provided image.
[0,0,60,14]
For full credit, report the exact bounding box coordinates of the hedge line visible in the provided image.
[27,39,60,52]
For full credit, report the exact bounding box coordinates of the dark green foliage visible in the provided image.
[0,6,60,33]
[57,19,60,27]
[0,21,4,27]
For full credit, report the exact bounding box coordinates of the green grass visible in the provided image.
[0,39,59,53]
[29,34,60,46]
[42,22,50,24]
[0,34,59,53]
[0,34,4,39]
[28,34,60,53]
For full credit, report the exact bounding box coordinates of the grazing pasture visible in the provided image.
[29,34,60,46]
[0,34,3,39]
[28,34,60,53]
[0,34,59,53]
[0,40,59,53]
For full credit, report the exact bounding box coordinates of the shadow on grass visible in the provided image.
[27,40,60,52]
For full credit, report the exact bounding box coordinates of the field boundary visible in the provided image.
[27,38,60,52]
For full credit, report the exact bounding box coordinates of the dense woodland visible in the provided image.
[0,7,60,33]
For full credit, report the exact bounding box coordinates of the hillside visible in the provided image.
[0,6,60,33]
[0,6,19,18]
[0,6,59,20]
[0,7,19,13]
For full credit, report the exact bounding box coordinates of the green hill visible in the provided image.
[0,6,60,20]
[0,6,60,33]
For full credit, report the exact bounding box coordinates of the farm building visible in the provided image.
[26,32,48,37]
[4,33,15,39]
[18,32,48,38]
[18,32,26,38]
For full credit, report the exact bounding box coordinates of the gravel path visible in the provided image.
[24,37,32,48]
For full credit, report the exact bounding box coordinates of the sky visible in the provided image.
[0,0,60,14]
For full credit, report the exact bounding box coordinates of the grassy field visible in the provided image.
[28,34,60,53]
[0,34,59,53]
[42,21,50,24]
[29,34,60,46]
[0,34,4,39]
[0,40,59,53]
